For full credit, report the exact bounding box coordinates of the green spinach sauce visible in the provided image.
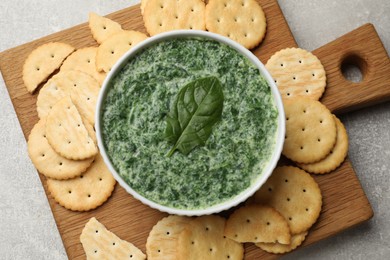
[102,38,278,209]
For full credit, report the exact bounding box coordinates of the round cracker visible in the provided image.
[224,204,291,244]
[47,154,116,211]
[23,42,74,93]
[96,30,148,73]
[178,215,243,260]
[254,166,322,235]
[283,97,337,164]
[45,96,97,160]
[146,215,190,260]
[88,12,123,44]
[205,0,267,49]
[60,47,106,85]
[143,0,206,36]
[298,116,349,174]
[36,76,69,119]
[38,70,100,124]
[256,231,308,254]
[140,0,149,14]
[27,119,94,180]
[266,48,326,100]
[68,74,100,125]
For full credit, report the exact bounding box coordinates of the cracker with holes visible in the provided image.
[80,217,145,259]
[146,215,190,260]
[23,42,74,93]
[224,204,291,244]
[60,47,106,85]
[205,0,266,49]
[89,12,124,44]
[178,215,243,260]
[37,70,100,124]
[68,72,100,125]
[45,96,97,160]
[283,97,337,164]
[140,0,148,14]
[47,154,116,211]
[96,31,148,73]
[253,166,322,235]
[256,231,308,254]
[298,116,349,174]
[143,0,206,36]
[266,48,326,100]
[36,75,69,119]
[27,119,94,180]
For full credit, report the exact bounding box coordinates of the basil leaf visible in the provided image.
[165,76,224,157]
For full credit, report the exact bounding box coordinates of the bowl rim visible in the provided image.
[95,30,285,216]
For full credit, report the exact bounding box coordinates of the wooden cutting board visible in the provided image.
[1,0,389,259]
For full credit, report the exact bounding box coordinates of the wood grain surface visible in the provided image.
[1,0,387,259]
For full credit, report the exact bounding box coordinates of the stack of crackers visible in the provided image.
[21,1,351,258]
[266,48,349,175]
[25,13,151,212]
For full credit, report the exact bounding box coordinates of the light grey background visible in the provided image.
[0,0,389,259]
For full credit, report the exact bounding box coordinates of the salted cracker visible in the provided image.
[68,74,100,125]
[36,75,69,119]
[256,231,308,254]
[205,0,267,49]
[266,48,326,100]
[47,154,116,211]
[143,0,206,36]
[140,0,148,14]
[60,47,106,85]
[96,30,148,73]
[224,204,291,244]
[80,217,145,259]
[37,70,100,124]
[178,215,243,260]
[298,116,349,174]
[146,215,190,260]
[253,166,322,235]
[283,97,337,164]
[27,119,94,180]
[89,12,124,44]
[23,42,74,93]
[45,96,97,160]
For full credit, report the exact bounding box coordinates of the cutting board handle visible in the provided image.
[313,23,390,114]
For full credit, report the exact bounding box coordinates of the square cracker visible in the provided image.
[23,42,74,93]
[80,217,145,259]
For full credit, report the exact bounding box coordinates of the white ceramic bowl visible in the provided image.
[95,30,285,216]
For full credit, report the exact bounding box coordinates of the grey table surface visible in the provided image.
[0,0,389,259]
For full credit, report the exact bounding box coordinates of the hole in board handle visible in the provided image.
[340,54,367,83]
